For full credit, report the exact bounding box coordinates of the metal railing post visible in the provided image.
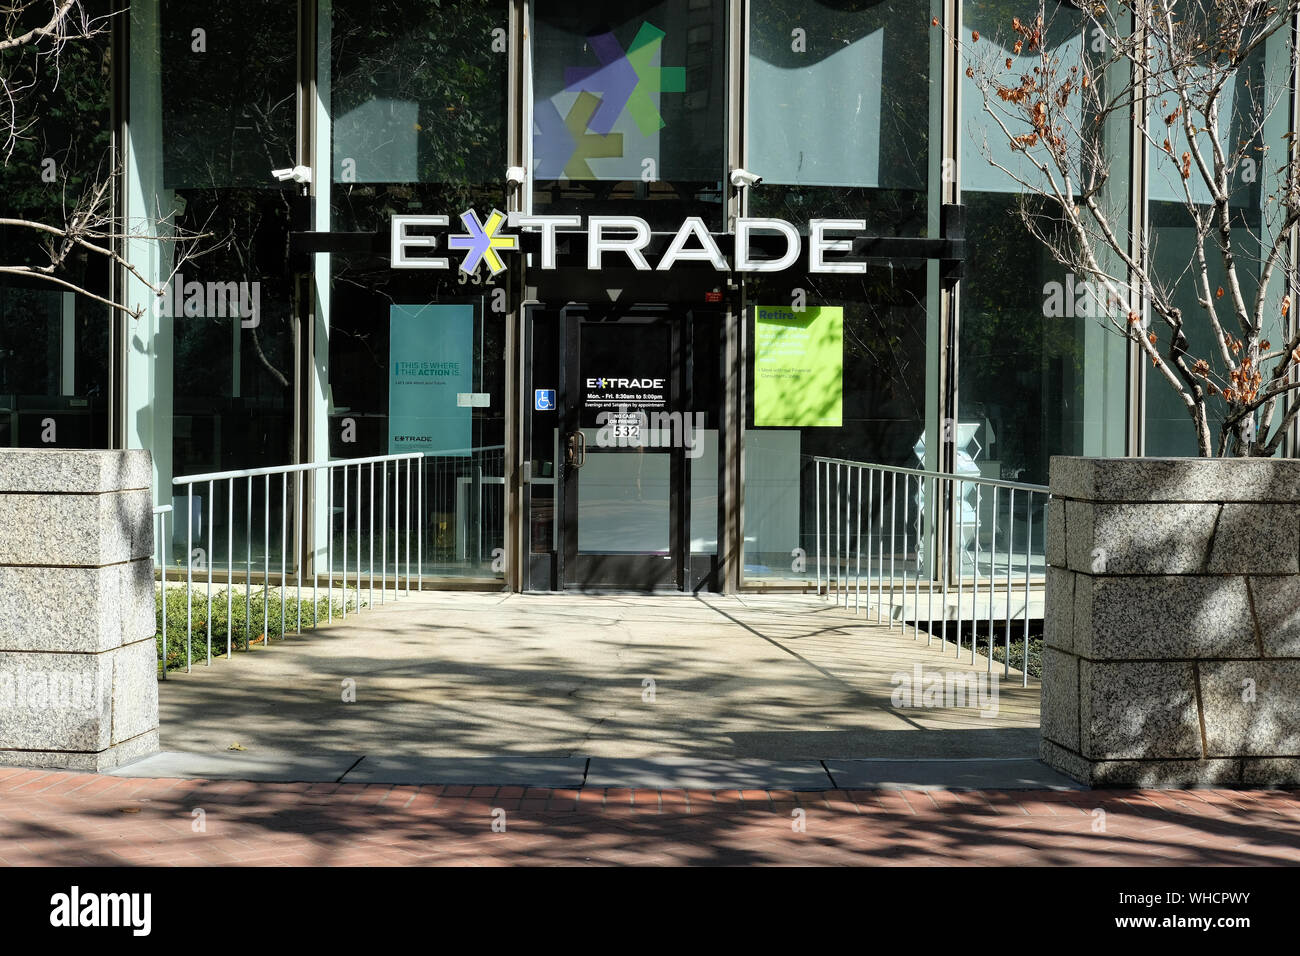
[369,461,376,608]
[280,471,287,641]
[381,461,388,604]
[1024,494,1034,687]
[864,466,873,618]
[956,478,964,659]
[889,471,897,629]
[227,479,234,655]
[940,476,949,650]
[417,458,424,593]
[154,506,171,678]
[405,458,411,596]
[904,473,914,639]
[815,460,822,596]
[327,467,335,623]
[393,462,401,599]
[927,473,936,646]
[342,465,349,620]
[185,486,192,674]
[1005,488,1015,678]
[245,475,252,649]
[206,480,213,665]
[854,466,862,614]
[877,471,885,625]
[263,473,270,642]
[988,486,998,672]
[295,471,303,634]
[356,463,362,607]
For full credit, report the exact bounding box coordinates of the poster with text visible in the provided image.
[388,304,474,457]
[753,305,843,427]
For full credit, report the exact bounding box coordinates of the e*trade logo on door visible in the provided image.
[448,208,518,275]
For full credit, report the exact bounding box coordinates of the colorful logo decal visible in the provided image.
[564,24,685,136]
[448,208,518,275]
[535,92,625,180]
[534,21,686,182]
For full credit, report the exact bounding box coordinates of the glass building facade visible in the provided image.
[1,1,1296,592]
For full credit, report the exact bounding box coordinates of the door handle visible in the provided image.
[565,431,586,470]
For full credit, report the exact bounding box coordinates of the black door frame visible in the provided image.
[557,303,687,591]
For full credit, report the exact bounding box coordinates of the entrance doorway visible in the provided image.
[525,304,722,592]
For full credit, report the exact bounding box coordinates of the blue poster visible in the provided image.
[388,304,474,457]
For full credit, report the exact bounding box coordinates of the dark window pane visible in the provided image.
[0,0,114,450]
[159,0,297,189]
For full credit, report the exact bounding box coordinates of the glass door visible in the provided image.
[559,307,686,590]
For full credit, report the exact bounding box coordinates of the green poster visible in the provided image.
[754,305,843,427]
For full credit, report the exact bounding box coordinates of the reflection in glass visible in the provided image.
[531,0,726,228]
[327,256,507,580]
[159,0,297,189]
[577,449,672,553]
[743,270,929,583]
[329,0,508,186]
[0,0,114,450]
[1143,37,1286,456]
[324,0,509,231]
[747,0,931,233]
[958,0,1127,491]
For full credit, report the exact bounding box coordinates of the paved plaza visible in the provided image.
[150,592,1041,771]
[1,768,1297,866]
[5,592,1296,867]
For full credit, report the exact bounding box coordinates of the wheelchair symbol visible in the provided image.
[534,389,556,412]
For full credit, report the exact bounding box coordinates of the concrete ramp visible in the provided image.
[148,592,1041,775]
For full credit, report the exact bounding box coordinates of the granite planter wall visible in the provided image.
[0,450,159,771]
[1043,457,1300,787]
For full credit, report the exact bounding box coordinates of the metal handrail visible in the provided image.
[173,452,424,486]
[812,455,1050,495]
[158,453,425,675]
[813,456,1049,686]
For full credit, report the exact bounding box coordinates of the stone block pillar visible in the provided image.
[0,450,159,771]
[1042,457,1300,787]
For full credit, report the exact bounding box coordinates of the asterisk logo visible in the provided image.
[564,23,685,136]
[448,208,518,276]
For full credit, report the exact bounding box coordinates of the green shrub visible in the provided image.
[990,636,1043,679]
[914,622,1044,679]
[155,585,360,672]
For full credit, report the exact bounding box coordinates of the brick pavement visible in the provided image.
[1,767,1298,866]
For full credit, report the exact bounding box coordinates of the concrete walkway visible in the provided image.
[124,592,1060,789]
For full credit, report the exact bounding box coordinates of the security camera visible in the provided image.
[505,165,527,188]
[729,168,763,188]
[272,165,313,185]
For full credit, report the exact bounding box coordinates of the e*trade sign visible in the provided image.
[392,211,880,276]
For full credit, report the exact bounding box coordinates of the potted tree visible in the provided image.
[958,1,1300,786]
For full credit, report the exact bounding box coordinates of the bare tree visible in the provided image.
[0,0,208,320]
[958,0,1300,456]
